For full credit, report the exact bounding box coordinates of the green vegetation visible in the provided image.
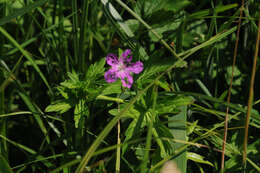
[0,0,260,172]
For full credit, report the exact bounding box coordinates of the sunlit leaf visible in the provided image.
[187,152,214,167]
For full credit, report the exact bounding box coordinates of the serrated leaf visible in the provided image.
[187,120,198,135]
[45,100,72,114]
[57,86,69,99]
[247,139,260,155]
[86,58,105,79]
[74,99,89,128]
[61,71,81,89]
[68,71,79,82]
[155,80,171,92]
[109,104,140,119]
[156,95,193,114]
[153,122,174,157]
[225,66,243,86]
[101,82,122,96]
[60,80,79,89]
[210,136,240,157]
[135,144,146,161]
[187,152,214,167]
[175,59,188,68]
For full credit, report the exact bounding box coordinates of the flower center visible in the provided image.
[117,63,125,71]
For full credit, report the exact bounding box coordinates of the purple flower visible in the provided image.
[104,49,143,88]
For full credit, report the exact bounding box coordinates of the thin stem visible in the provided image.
[221,0,244,171]
[116,91,122,173]
[115,120,121,173]
[243,13,260,168]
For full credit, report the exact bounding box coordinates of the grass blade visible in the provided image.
[18,92,50,144]
[0,0,47,26]
[0,26,53,95]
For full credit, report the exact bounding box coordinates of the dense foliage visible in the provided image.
[0,0,260,172]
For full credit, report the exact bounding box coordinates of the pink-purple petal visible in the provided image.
[106,53,119,66]
[127,61,143,74]
[120,49,132,63]
[118,71,133,88]
[104,69,118,83]
[104,49,143,88]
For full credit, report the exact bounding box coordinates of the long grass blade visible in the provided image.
[0,26,53,95]
[0,0,47,26]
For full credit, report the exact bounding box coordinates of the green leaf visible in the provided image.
[100,82,122,96]
[183,20,208,47]
[155,80,171,92]
[148,18,181,42]
[109,104,140,119]
[56,86,69,99]
[187,152,214,167]
[156,95,193,114]
[96,95,124,103]
[74,99,89,128]
[225,66,244,86]
[153,122,175,157]
[122,113,146,155]
[0,155,13,173]
[210,136,240,157]
[135,144,146,161]
[60,71,83,89]
[125,19,140,33]
[45,100,72,114]
[86,58,105,79]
